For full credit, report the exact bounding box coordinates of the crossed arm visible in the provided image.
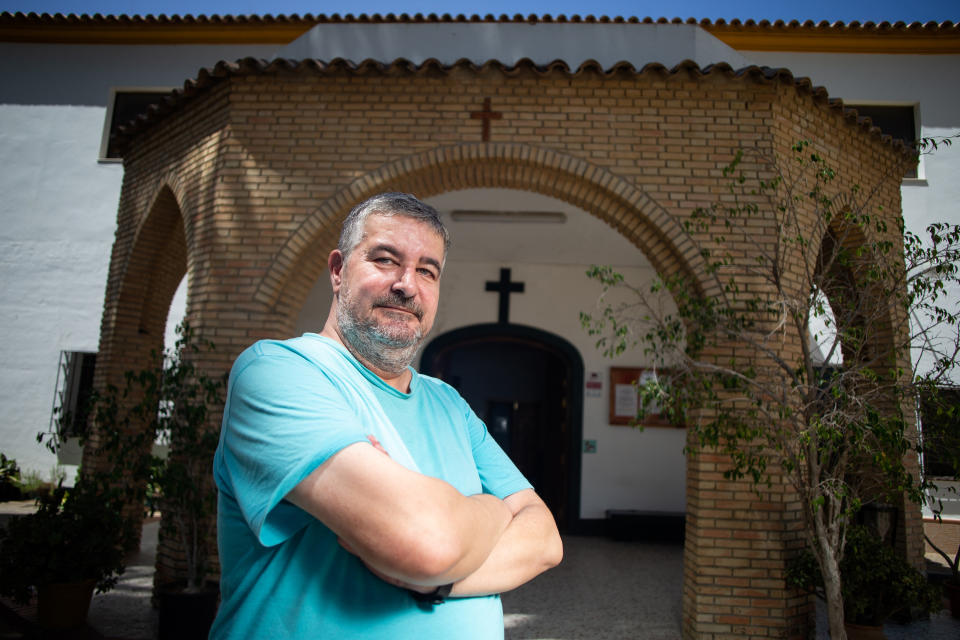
[448,487,562,597]
[286,441,562,595]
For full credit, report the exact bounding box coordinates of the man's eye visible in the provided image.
[418,268,438,279]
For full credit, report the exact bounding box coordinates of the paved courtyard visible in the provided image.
[2,502,960,639]
[503,536,683,640]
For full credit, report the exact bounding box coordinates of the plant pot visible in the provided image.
[36,578,96,630]
[157,582,219,640]
[945,581,960,619]
[844,621,886,640]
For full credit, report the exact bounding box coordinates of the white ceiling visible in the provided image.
[427,188,647,267]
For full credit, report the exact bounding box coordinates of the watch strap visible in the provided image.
[408,582,454,605]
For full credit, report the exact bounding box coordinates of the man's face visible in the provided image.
[333,214,445,374]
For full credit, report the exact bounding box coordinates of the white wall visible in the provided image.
[0,40,275,480]
[297,188,688,519]
[0,104,122,479]
[281,22,751,70]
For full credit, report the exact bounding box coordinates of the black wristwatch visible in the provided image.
[408,582,454,605]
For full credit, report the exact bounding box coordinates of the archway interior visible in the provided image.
[165,277,188,353]
[295,187,688,525]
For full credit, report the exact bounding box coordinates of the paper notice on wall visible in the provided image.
[614,383,638,418]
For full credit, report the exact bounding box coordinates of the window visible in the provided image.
[919,387,960,478]
[51,350,96,438]
[98,88,171,161]
[848,103,920,180]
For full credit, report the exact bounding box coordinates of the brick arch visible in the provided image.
[94,180,189,393]
[815,209,902,365]
[84,181,192,555]
[254,143,718,323]
[808,207,924,558]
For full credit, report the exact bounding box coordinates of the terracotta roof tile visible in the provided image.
[2,12,957,27]
[110,56,916,159]
[1,12,957,47]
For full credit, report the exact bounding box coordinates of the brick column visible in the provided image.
[683,450,810,639]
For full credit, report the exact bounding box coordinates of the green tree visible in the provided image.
[41,322,224,592]
[582,139,960,638]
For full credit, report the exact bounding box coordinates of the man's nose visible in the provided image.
[391,266,418,298]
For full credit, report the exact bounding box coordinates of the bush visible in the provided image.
[788,524,942,625]
[0,453,22,502]
[0,480,132,604]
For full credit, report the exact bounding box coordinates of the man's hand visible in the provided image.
[365,434,389,456]
[286,441,513,587]
[448,489,562,597]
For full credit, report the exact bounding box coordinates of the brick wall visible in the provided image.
[92,61,910,637]
[926,517,960,565]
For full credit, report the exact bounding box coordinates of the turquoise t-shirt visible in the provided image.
[211,334,532,639]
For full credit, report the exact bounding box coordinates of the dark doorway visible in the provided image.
[421,324,583,531]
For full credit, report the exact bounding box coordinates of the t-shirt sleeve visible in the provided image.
[464,401,533,500]
[217,344,368,547]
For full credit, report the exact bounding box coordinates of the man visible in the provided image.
[211,192,562,638]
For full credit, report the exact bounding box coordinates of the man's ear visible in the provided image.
[329,250,345,292]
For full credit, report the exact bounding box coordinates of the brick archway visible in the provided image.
[86,183,189,557]
[95,181,189,389]
[99,55,916,636]
[814,215,925,565]
[254,142,719,326]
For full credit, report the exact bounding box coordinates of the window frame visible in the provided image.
[49,350,97,465]
[98,86,174,163]
[846,101,924,183]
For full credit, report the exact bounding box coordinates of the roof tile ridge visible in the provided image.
[3,12,958,32]
[110,53,920,160]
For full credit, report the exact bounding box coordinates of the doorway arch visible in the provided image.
[421,323,584,532]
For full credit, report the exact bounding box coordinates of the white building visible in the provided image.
[0,14,956,526]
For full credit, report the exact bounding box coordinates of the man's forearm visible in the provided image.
[404,491,514,586]
[449,492,563,597]
[333,483,514,588]
[288,443,512,587]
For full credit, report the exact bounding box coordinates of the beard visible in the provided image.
[336,285,427,376]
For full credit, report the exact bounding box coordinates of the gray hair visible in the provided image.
[338,192,450,262]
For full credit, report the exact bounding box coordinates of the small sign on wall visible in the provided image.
[585,371,603,398]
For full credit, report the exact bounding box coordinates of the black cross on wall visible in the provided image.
[485,268,525,324]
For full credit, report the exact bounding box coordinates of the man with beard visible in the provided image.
[211,192,562,639]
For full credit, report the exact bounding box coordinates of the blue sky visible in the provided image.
[3,0,957,23]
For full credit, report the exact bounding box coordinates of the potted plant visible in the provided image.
[140,324,224,640]
[925,529,960,617]
[49,323,223,638]
[788,523,942,637]
[0,478,131,630]
[19,322,223,636]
